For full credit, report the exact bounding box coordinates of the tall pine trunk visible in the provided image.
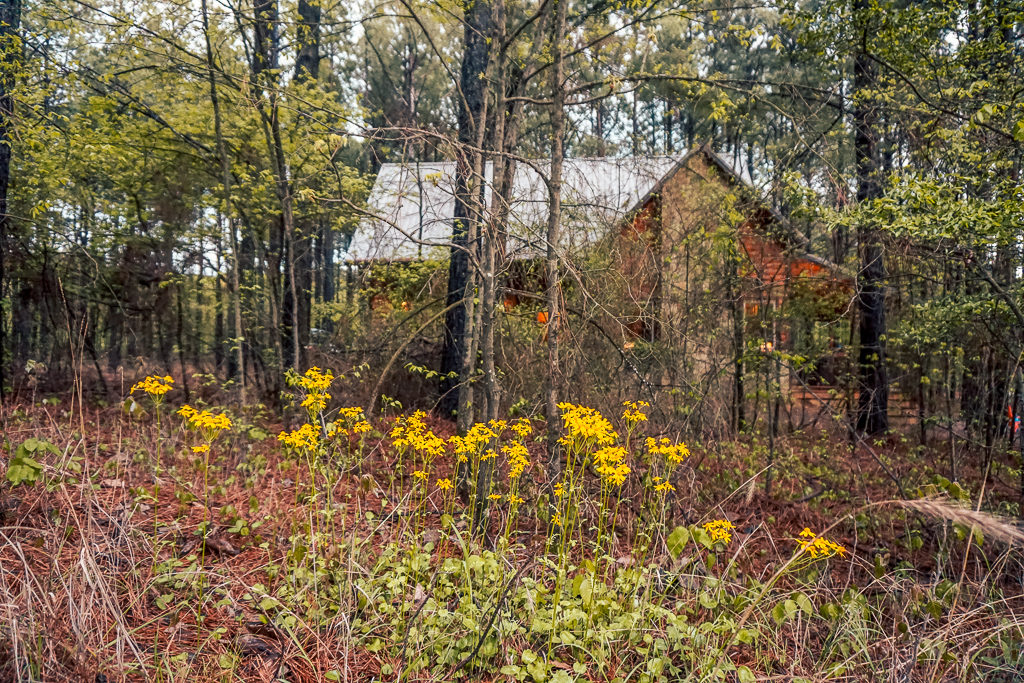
[0,0,19,406]
[440,0,491,420]
[545,0,567,477]
[202,0,247,403]
[853,3,888,435]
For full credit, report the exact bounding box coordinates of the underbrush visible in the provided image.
[1,369,1023,682]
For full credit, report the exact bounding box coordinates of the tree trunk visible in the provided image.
[440,0,492,419]
[296,0,320,81]
[0,0,20,405]
[545,0,568,478]
[294,0,320,355]
[202,0,247,403]
[252,0,300,376]
[853,5,888,435]
[214,241,225,373]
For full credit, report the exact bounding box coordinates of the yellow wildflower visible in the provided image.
[131,375,174,397]
[703,519,735,545]
[436,478,453,491]
[301,391,330,414]
[557,403,618,446]
[622,400,649,426]
[510,418,532,439]
[594,446,629,486]
[181,407,232,436]
[488,493,502,501]
[297,366,334,391]
[796,528,847,559]
[278,423,319,451]
[646,437,689,464]
[507,494,524,506]
[412,470,429,481]
[338,406,365,421]
[191,444,210,454]
[502,442,530,479]
[654,480,675,493]
[392,411,445,459]
[353,420,371,434]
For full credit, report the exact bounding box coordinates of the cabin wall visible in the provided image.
[610,153,856,434]
[653,154,750,432]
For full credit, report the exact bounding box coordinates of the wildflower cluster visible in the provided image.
[279,423,320,451]
[593,446,630,486]
[297,366,334,391]
[502,442,531,480]
[651,475,675,493]
[131,375,174,397]
[510,418,532,439]
[703,519,735,545]
[797,528,847,558]
[293,366,334,418]
[448,422,497,463]
[647,437,690,464]
[391,411,445,459]
[622,400,650,426]
[331,406,371,436]
[178,405,233,437]
[558,402,618,446]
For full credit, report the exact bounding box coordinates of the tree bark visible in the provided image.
[545,0,568,477]
[853,3,888,435]
[294,0,320,351]
[440,0,492,419]
[0,0,20,406]
[202,0,247,403]
[252,0,300,376]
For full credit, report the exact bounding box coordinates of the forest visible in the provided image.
[0,0,1023,680]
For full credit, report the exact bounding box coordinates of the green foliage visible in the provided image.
[6,438,58,486]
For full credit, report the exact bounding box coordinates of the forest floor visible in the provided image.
[1,393,1023,682]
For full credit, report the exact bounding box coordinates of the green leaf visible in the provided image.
[7,451,43,487]
[737,665,756,683]
[666,526,690,558]
[735,628,757,644]
[793,591,814,615]
[772,602,788,626]
[693,526,714,549]
[247,427,269,441]
[578,576,593,604]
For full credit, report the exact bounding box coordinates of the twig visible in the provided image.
[449,560,532,679]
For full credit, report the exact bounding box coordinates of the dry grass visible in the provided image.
[1,398,1023,682]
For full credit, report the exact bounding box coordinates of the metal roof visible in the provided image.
[346,155,682,262]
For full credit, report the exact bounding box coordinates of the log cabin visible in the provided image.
[350,145,860,431]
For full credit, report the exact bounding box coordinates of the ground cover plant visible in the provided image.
[1,370,1023,682]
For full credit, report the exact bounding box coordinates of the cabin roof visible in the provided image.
[347,155,684,262]
[346,147,843,276]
